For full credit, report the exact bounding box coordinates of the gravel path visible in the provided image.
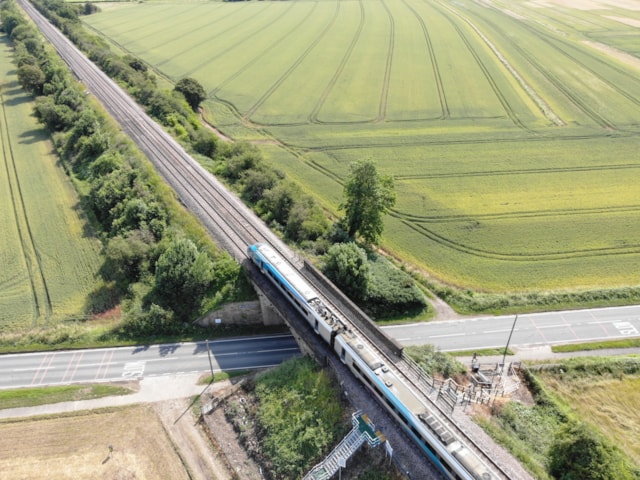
[0,374,209,420]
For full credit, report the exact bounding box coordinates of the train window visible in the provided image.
[314,320,319,333]
[352,364,361,375]
[373,385,382,397]
[340,348,346,362]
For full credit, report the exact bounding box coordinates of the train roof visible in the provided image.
[253,244,318,303]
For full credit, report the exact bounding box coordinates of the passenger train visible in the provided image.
[248,243,495,480]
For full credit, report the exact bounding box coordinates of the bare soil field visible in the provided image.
[0,405,192,480]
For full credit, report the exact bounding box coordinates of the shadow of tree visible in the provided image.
[159,343,180,356]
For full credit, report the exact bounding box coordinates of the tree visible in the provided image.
[322,243,371,301]
[1,12,23,36]
[192,128,218,158]
[105,232,152,286]
[154,238,215,318]
[548,422,635,480]
[259,182,298,226]
[17,64,45,95]
[174,77,206,111]
[340,159,395,244]
[34,96,76,131]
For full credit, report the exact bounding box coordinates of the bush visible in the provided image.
[322,242,371,301]
[549,422,636,480]
[17,63,45,94]
[254,357,346,478]
[365,254,426,318]
[404,344,466,378]
[174,77,206,111]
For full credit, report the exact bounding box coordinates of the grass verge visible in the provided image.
[551,338,640,353]
[0,323,289,355]
[0,384,134,410]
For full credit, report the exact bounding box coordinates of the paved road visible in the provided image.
[0,335,300,390]
[384,305,640,351]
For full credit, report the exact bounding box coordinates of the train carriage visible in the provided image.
[248,243,336,344]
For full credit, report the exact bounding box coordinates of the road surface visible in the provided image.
[0,335,300,390]
[384,304,640,351]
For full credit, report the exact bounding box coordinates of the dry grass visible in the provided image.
[0,405,190,480]
[540,375,640,465]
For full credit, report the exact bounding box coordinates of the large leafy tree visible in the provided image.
[154,238,215,318]
[340,159,395,244]
[174,77,207,111]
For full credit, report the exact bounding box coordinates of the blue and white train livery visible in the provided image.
[248,243,495,480]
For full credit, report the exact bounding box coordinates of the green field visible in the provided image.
[0,38,102,331]
[84,0,640,291]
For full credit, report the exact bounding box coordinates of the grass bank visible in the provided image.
[0,384,134,410]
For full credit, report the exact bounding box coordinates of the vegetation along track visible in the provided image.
[21,2,515,477]
[0,83,52,325]
[20,0,282,262]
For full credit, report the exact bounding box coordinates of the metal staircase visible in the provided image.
[304,411,384,480]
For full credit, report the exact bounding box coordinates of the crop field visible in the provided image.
[84,0,640,291]
[0,405,190,479]
[0,38,102,331]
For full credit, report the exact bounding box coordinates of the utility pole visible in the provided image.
[206,339,215,380]
[501,314,518,376]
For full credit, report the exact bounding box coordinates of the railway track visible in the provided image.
[19,2,512,478]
